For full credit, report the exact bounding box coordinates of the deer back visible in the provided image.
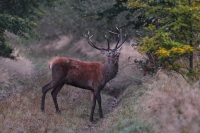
[49,57,105,90]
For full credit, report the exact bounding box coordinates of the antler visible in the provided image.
[109,27,126,49]
[85,31,108,51]
[104,35,110,50]
[85,28,126,51]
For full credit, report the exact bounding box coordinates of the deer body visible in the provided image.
[41,28,126,122]
[48,57,118,90]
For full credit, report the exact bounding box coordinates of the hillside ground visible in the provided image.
[0,34,200,133]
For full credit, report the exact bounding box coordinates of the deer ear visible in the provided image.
[101,50,109,56]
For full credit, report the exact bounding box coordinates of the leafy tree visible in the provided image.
[0,0,56,58]
[94,0,200,80]
[128,0,200,80]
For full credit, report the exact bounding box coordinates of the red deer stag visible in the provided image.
[41,27,126,122]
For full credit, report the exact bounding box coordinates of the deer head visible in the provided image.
[85,27,126,64]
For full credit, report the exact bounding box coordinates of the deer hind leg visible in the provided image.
[41,76,65,112]
[41,65,66,113]
[41,82,53,112]
[90,91,96,122]
[51,83,64,114]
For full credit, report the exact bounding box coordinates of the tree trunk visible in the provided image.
[188,0,193,69]
[189,52,193,69]
[189,39,193,69]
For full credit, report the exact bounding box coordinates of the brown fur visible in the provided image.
[49,57,103,86]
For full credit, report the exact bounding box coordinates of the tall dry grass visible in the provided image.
[136,71,200,133]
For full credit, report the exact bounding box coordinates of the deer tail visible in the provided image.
[48,61,53,70]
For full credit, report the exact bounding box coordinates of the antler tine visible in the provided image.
[85,31,94,47]
[105,35,110,50]
[108,30,118,35]
[115,35,120,48]
[85,31,107,51]
[108,27,121,35]
[89,35,93,39]
[116,34,127,49]
[108,27,126,49]
[116,26,119,31]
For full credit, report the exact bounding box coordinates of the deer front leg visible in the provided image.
[95,90,103,118]
[90,91,96,122]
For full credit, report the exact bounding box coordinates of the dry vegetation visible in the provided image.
[0,34,200,133]
[137,72,200,133]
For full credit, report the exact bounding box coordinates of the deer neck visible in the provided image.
[102,58,119,83]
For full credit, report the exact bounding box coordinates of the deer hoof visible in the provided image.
[56,110,61,114]
[41,107,45,112]
[100,114,103,118]
[90,117,93,122]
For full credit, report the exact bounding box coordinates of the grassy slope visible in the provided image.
[0,34,153,133]
[1,31,200,133]
[137,72,200,133]
[1,1,200,132]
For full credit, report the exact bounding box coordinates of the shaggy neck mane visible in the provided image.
[102,58,119,83]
